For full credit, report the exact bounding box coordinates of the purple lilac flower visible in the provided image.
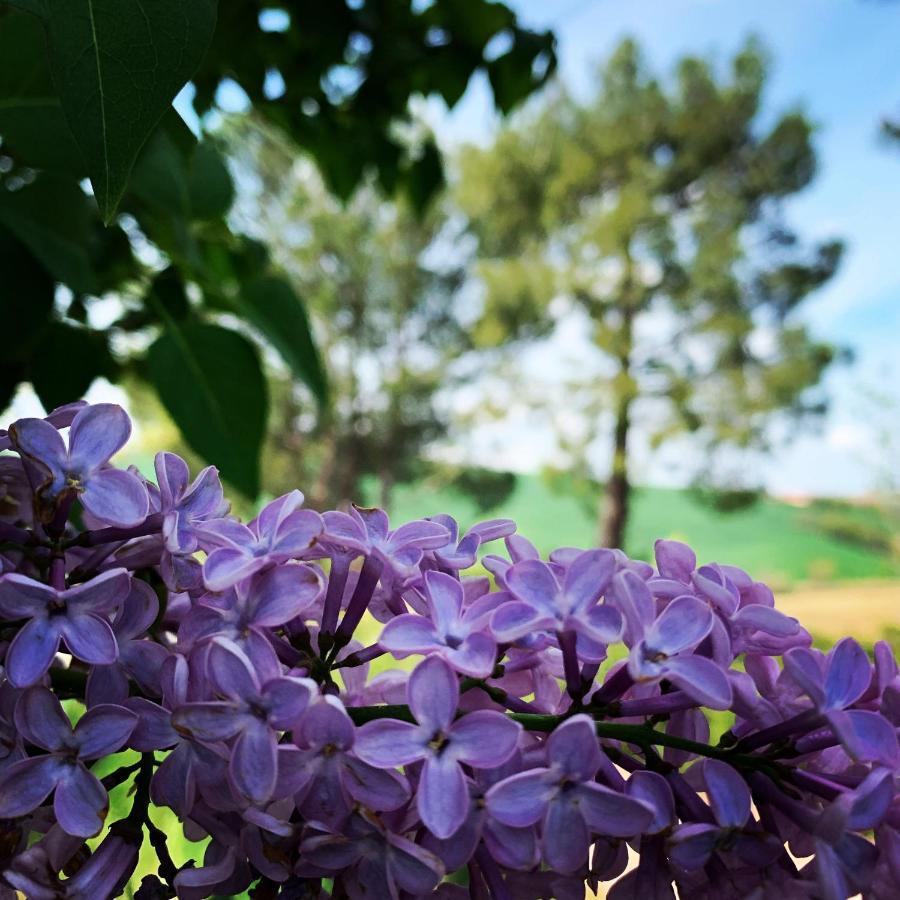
[282,694,409,826]
[300,810,445,897]
[198,490,323,591]
[668,760,781,869]
[0,687,135,836]
[85,578,167,705]
[486,715,655,873]
[784,638,900,766]
[0,568,129,687]
[321,505,451,576]
[172,637,316,803]
[379,569,500,677]
[354,655,521,838]
[177,562,324,672]
[426,514,516,571]
[0,401,85,453]
[624,588,733,710]
[490,550,624,662]
[10,403,148,527]
[155,451,229,554]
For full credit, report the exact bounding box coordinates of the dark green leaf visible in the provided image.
[3,0,46,15]
[146,321,267,496]
[146,267,189,321]
[42,0,217,222]
[0,228,55,363]
[236,276,329,405]
[400,139,445,215]
[188,142,234,220]
[0,8,85,174]
[126,121,191,217]
[29,321,115,411]
[0,173,97,292]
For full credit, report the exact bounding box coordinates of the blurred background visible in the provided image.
[3,0,900,651]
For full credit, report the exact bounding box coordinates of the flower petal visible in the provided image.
[203,547,263,592]
[824,638,871,711]
[449,710,521,768]
[75,703,137,759]
[418,755,469,838]
[230,720,278,803]
[0,756,62,818]
[15,686,74,751]
[663,655,732,710]
[408,655,458,733]
[81,467,149,527]
[485,769,556,827]
[0,573,55,618]
[827,709,900,767]
[251,564,323,626]
[547,714,601,780]
[444,633,497,679]
[577,781,654,836]
[654,539,696,582]
[354,720,425,767]
[379,614,440,653]
[644,595,713,657]
[5,616,61,687]
[542,794,590,873]
[563,549,616,613]
[490,600,552,642]
[68,404,131,471]
[625,771,675,834]
[668,823,721,870]
[263,676,315,730]
[424,570,464,636]
[55,764,109,837]
[171,701,245,741]
[61,614,119,666]
[207,638,260,701]
[298,695,355,751]
[701,760,750,829]
[64,568,130,616]
[504,559,559,615]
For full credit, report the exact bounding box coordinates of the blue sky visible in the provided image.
[426,0,900,496]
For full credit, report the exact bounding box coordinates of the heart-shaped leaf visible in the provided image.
[42,0,217,223]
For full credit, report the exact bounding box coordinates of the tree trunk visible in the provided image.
[599,246,636,550]
[600,396,632,549]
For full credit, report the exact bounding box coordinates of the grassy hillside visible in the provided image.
[379,475,898,588]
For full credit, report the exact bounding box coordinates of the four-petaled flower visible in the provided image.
[785,637,900,766]
[486,714,655,873]
[625,590,733,710]
[491,550,624,662]
[198,490,323,590]
[172,638,316,803]
[379,570,499,677]
[155,451,229,554]
[0,568,130,687]
[354,655,521,838]
[0,687,136,836]
[668,759,781,869]
[10,403,148,527]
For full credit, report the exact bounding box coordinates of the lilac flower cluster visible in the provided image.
[0,401,898,899]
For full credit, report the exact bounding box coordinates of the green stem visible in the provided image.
[345,704,786,777]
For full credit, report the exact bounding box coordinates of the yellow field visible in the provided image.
[776,578,900,643]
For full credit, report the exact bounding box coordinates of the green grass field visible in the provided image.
[379,475,899,588]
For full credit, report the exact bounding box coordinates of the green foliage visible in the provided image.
[451,465,518,514]
[147,321,268,497]
[381,474,899,586]
[0,0,554,498]
[457,38,844,546]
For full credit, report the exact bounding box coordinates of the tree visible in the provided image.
[225,118,471,511]
[457,38,843,549]
[0,0,555,496]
